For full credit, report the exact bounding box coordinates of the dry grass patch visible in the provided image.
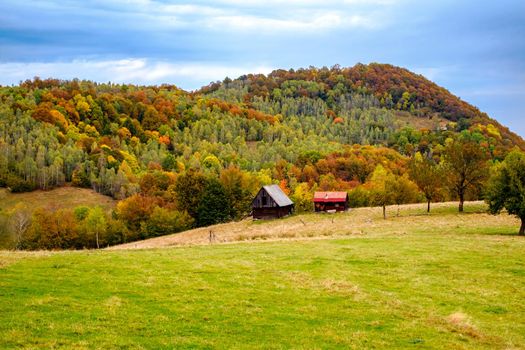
[110,201,521,250]
[285,271,362,297]
[104,296,123,315]
[0,187,115,213]
[444,312,484,339]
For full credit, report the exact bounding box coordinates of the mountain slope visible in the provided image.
[1,64,525,249]
[202,63,525,151]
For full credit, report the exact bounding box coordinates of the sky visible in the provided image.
[1,0,524,136]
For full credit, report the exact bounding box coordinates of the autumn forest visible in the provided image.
[1,63,524,249]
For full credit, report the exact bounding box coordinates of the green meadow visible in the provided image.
[1,207,524,349]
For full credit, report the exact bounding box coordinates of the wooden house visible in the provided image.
[252,185,294,219]
[313,191,349,212]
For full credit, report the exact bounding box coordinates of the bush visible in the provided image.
[348,186,370,208]
[5,174,36,193]
[143,207,193,237]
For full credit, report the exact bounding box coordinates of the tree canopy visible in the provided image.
[485,151,525,235]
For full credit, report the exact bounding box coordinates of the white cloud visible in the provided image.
[207,12,377,32]
[209,0,398,6]
[0,59,274,89]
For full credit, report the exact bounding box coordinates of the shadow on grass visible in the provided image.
[458,227,523,237]
[399,205,487,217]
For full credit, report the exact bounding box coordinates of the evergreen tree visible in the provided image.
[196,178,231,227]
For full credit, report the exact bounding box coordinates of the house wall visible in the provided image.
[314,201,348,212]
[253,206,293,219]
[252,188,278,208]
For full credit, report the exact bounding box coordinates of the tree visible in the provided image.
[409,153,444,212]
[116,194,158,233]
[368,165,397,219]
[8,204,32,250]
[23,208,79,250]
[202,155,222,173]
[291,182,314,213]
[390,174,420,216]
[444,137,489,212]
[174,171,208,219]
[219,166,259,219]
[485,151,525,235]
[85,207,107,249]
[144,207,194,236]
[196,178,231,227]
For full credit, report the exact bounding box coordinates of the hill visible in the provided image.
[1,63,525,249]
[0,187,116,249]
[1,201,524,349]
[202,63,525,152]
[0,187,115,213]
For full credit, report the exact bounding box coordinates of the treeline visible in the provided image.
[1,166,262,249]
[1,130,511,250]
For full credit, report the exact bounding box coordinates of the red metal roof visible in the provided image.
[313,191,348,202]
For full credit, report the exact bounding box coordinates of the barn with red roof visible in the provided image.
[313,191,349,212]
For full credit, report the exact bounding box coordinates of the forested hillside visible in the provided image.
[1,63,523,249]
[203,63,525,152]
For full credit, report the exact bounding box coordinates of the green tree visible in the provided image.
[219,166,259,219]
[409,153,444,212]
[368,165,397,219]
[196,178,231,227]
[485,151,525,235]
[174,171,208,219]
[85,207,107,249]
[144,207,194,236]
[202,155,222,172]
[390,174,420,216]
[444,137,489,212]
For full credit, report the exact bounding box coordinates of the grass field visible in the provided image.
[111,201,519,249]
[1,202,525,349]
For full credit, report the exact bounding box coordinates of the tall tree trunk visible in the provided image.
[383,205,386,220]
[520,218,525,236]
[96,232,100,249]
[458,191,464,213]
[427,199,431,213]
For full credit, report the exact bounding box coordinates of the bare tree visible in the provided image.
[8,204,31,249]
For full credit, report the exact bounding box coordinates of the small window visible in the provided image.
[262,195,267,206]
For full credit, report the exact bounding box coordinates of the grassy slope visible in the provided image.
[111,201,520,249]
[0,187,116,213]
[1,203,525,349]
[0,187,116,249]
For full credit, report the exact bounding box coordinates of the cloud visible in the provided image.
[0,59,274,90]
[206,12,376,32]
[0,0,386,33]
